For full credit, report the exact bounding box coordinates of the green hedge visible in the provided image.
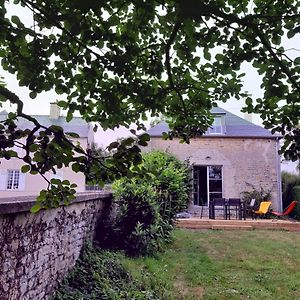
[282,172,300,208]
[109,151,191,256]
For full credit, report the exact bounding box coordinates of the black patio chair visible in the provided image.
[245,198,257,219]
[211,198,227,219]
[227,198,242,219]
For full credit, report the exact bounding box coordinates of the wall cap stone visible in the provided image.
[0,192,113,215]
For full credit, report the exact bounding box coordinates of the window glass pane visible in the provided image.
[207,117,223,134]
[209,179,222,192]
[193,166,208,206]
[209,166,222,180]
[214,117,222,126]
[13,171,20,189]
[7,170,20,190]
[7,170,14,189]
[210,192,223,200]
[209,166,222,200]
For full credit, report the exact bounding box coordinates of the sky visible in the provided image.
[1,2,299,173]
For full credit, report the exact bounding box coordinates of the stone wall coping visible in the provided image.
[0,192,113,215]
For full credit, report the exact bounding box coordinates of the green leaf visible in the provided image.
[72,163,80,172]
[215,54,223,61]
[294,57,300,65]
[203,48,211,60]
[11,15,21,25]
[138,140,148,146]
[49,125,63,132]
[287,29,295,39]
[66,111,73,122]
[51,178,61,185]
[57,100,68,108]
[139,133,150,142]
[108,141,119,151]
[0,49,6,57]
[29,144,38,152]
[30,203,42,213]
[245,97,252,106]
[21,165,30,173]
[29,92,37,99]
[66,132,80,138]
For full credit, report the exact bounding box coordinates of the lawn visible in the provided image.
[123,229,300,300]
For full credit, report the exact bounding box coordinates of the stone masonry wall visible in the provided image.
[146,137,281,210]
[0,193,112,300]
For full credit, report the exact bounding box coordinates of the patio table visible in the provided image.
[209,199,246,220]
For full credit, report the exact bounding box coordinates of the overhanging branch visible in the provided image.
[165,21,189,115]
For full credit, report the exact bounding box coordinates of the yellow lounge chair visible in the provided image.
[253,201,272,218]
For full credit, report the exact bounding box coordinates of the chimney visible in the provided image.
[49,102,60,119]
[244,113,252,123]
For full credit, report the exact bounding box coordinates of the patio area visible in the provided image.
[177,218,300,231]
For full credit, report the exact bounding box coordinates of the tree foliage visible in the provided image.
[0,0,299,205]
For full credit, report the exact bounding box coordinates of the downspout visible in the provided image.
[275,137,283,212]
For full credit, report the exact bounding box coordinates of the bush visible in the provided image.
[241,184,272,207]
[282,171,300,209]
[142,151,191,223]
[52,244,163,299]
[108,151,190,256]
[112,179,171,256]
[290,185,300,220]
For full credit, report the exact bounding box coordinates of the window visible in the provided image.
[193,165,223,206]
[208,166,223,201]
[7,170,21,190]
[207,116,223,134]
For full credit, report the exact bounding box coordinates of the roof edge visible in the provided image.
[149,134,281,139]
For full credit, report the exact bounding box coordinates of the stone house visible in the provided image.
[0,103,94,197]
[146,107,282,212]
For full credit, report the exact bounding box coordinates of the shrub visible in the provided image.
[142,151,191,223]
[112,178,170,256]
[290,185,300,220]
[241,184,272,207]
[109,151,190,256]
[282,171,300,209]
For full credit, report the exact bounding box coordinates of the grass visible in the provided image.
[123,229,300,300]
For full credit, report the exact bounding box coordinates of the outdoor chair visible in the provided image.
[246,198,257,219]
[253,201,272,218]
[227,198,242,219]
[211,198,227,219]
[271,201,297,219]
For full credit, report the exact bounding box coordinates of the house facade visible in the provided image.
[146,107,282,211]
[0,103,94,197]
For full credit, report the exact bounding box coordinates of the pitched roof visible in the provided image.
[147,107,280,139]
[0,112,89,138]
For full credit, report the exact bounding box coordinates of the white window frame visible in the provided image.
[193,165,223,206]
[207,165,223,206]
[6,170,22,190]
[207,116,223,135]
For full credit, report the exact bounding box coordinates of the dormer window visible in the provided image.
[206,116,224,135]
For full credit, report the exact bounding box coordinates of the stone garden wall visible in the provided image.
[0,192,112,300]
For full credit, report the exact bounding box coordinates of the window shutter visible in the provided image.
[0,170,7,190]
[18,172,26,191]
